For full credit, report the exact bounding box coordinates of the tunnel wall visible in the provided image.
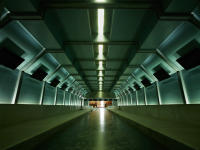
[0,65,84,106]
[108,105,200,150]
[117,65,200,106]
[0,104,91,150]
[116,22,200,106]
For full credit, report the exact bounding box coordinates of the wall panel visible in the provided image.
[159,74,183,104]
[146,84,159,105]
[0,66,19,104]
[183,66,200,104]
[43,83,55,105]
[18,74,42,104]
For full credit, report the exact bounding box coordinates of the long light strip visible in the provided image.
[97,9,104,91]
[98,70,103,76]
[98,9,104,36]
[98,61,104,70]
[95,0,107,3]
[98,44,104,60]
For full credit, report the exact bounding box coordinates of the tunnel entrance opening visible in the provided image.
[89,100,112,108]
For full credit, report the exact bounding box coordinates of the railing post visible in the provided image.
[39,81,46,105]
[143,87,147,105]
[63,91,66,105]
[156,81,162,105]
[177,71,189,104]
[135,90,138,106]
[12,71,23,104]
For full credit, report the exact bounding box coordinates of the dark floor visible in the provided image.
[36,108,166,150]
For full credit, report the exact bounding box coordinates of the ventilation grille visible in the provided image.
[153,66,170,81]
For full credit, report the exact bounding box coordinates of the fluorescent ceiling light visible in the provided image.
[99,61,103,65]
[99,77,103,81]
[98,44,104,60]
[98,70,104,76]
[98,9,104,35]
[99,87,103,91]
[98,61,104,70]
[99,81,103,85]
[95,0,107,3]
[98,45,103,54]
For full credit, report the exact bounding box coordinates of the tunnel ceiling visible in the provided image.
[1,0,200,95]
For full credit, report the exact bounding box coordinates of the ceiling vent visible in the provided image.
[177,40,200,70]
[61,84,68,90]
[134,83,140,91]
[0,39,24,69]
[153,65,170,81]
[31,65,48,81]
[50,77,60,87]
[141,76,151,87]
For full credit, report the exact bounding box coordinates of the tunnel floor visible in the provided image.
[36,108,166,150]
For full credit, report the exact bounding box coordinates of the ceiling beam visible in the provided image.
[46,48,155,56]
[46,49,65,53]
[63,41,138,45]
[158,13,191,21]
[109,48,137,91]
[80,68,117,71]
[10,12,43,20]
[75,58,127,62]
[76,66,138,71]
[8,12,198,30]
[7,11,199,31]
[41,1,160,9]
[62,64,74,68]
[127,65,140,68]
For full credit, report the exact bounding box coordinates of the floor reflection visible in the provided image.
[36,108,166,150]
[95,108,105,150]
[99,108,105,131]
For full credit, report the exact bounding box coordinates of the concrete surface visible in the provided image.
[108,105,200,150]
[35,108,166,150]
[0,105,91,150]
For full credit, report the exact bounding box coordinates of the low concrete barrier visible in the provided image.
[108,105,200,150]
[0,105,91,150]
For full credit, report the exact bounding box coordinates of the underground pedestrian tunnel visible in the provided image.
[0,0,200,150]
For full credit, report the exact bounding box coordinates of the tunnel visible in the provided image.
[0,0,200,150]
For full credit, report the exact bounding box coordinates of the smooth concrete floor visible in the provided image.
[36,108,166,150]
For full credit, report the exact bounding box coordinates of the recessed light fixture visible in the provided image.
[99,86,103,91]
[98,61,104,70]
[98,44,104,60]
[98,9,104,36]
[98,70,104,76]
[99,77,103,81]
[95,0,107,3]
[97,8,104,91]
